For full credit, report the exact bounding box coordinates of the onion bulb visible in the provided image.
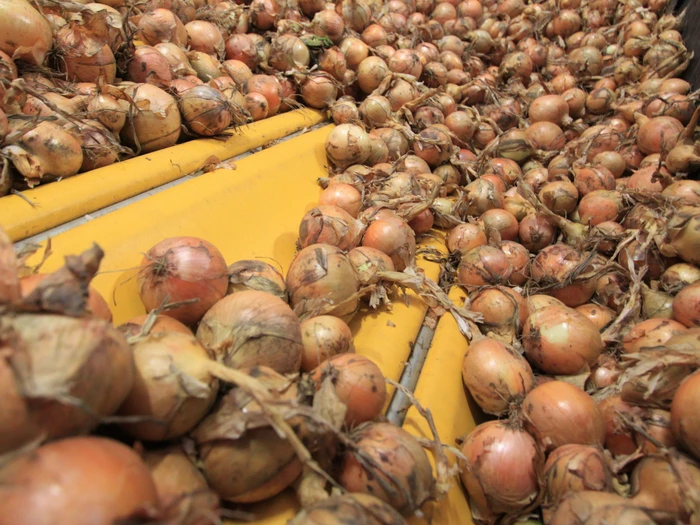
[340,422,434,515]
[522,381,606,451]
[461,337,534,415]
[138,236,228,326]
[459,420,542,523]
[0,437,158,525]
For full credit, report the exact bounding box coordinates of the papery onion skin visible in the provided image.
[0,436,159,525]
[196,290,302,373]
[227,259,287,302]
[543,444,612,520]
[459,420,543,524]
[120,84,181,153]
[0,0,53,65]
[192,367,303,503]
[523,381,606,451]
[339,422,434,516]
[143,446,220,525]
[0,315,134,455]
[138,236,228,326]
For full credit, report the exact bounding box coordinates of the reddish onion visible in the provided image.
[138,236,228,326]
[459,420,542,523]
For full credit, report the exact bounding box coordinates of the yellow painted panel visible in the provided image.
[403,287,485,525]
[0,109,325,242]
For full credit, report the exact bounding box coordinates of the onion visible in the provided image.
[577,190,624,226]
[523,305,604,375]
[120,84,181,153]
[621,318,687,353]
[548,491,646,525]
[0,314,133,454]
[672,282,700,328]
[0,0,53,65]
[519,213,556,253]
[311,353,386,426]
[299,315,354,372]
[529,96,570,126]
[637,115,684,155]
[138,236,228,326]
[530,244,596,307]
[287,244,361,320]
[192,367,304,503]
[671,370,700,460]
[447,223,487,254]
[669,215,700,265]
[522,381,605,451]
[458,245,513,287]
[462,338,534,414]
[470,286,528,339]
[525,121,566,151]
[244,75,282,116]
[3,121,83,187]
[224,34,258,69]
[538,180,579,216]
[179,85,232,136]
[118,331,219,440]
[244,92,268,121]
[185,20,224,57]
[543,445,612,521]
[301,73,338,109]
[340,422,434,515]
[326,124,371,169]
[298,204,364,251]
[196,290,302,373]
[0,437,158,525]
[225,260,286,302]
[630,454,700,520]
[55,23,117,84]
[361,217,416,271]
[575,303,615,330]
[459,420,542,523]
[138,8,187,45]
[19,273,112,322]
[312,10,345,43]
[143,446,220,525]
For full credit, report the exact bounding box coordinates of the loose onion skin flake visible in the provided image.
[459,420,543,524]
[0,436,159,525]
[196,290,303,374]
[139,236,229,326]
[339,422,435,515]
[310,353,386,426]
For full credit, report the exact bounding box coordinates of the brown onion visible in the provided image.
[458,245,512,287]
[523,381,606,451]
[462,338,534,414]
